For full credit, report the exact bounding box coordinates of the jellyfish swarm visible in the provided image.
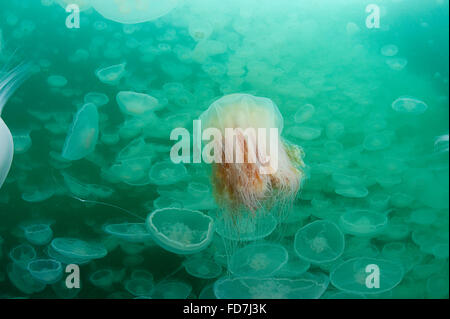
[199,94,306,223]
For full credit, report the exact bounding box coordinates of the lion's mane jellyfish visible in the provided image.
[199,94,306,226]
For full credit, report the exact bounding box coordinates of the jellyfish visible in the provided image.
[183,256,222,279]
[103,223,153,243]
[148,161,188,185]
[188,20,214,42]
[330,257,404,294]
[380,44,399,57]
[338,210,388,237]
[286,125,322,141]
[49,237,107,264]
[47,75,67,88]
[61,103,99,161]
[0,62,31,189]
[146,208,215,255]
[228,242,288,277]
[386,57,408,71]
[27,259,63,284]
[84,91,109,107]
[9,243,36,269]
[11,129,32,154]
[294,104,315,124]
[124,278,154,297]
[95,62,126,85]
[294,220,345,264]
[391,96,428,114]
[90,269,114,289]
[199,94,305,223]
[23,223,53,246]
[116,91,160,116]
[91,0,179,24]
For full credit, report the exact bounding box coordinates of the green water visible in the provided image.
[0,0,448,299]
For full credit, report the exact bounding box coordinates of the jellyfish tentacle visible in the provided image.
[0,62,32,116]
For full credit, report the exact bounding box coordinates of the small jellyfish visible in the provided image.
[84,92,109,107]
[116,91,160,116]
[386,57,408,71]
[391,96,428,114]
[188,20,213,41]
[50,237,107,263]
[335,185,369,198]
[380,44,399,57]
[61,103,99,161]
[90,269,114,289]
[95,62,126,85]
[294,220,345,264]
[228,242,288,277]
[287,125,322,141]
[90,0,179,24]
[294,104,315,123]
[22,186,55,203]
[12,130,32,154]
[326,121,345,140]
[27,259,63,284]
[330,257,403,294]
[183,256,222,279]
[148,161,188,185]
[150,280,193,299]
[146,208,215,255]
[363,132,391,151]
[339,210,388,237]
[124,278,154,297]
[47,75,67,88]
[9,243,36,269]
[23,223,53,246]
[7,262,46,294]
[103,223,153,243]
[434,134,449,153]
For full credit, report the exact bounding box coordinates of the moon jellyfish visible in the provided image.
[339,210,388,237]
[229,242,288,277]
[84,92,109,107]
[335,185,369,198]
[95,62,126,85]
[103,223,153,243]
[9,243,36,269]
[62,103,99,161]
[434,134,449,153]
[386,57,408,71]
[0,63,31,189]
[189,20,213,41]
[146,208,215,254]
[49,238,107,264]
[330,257,404,294]
[12,130,32,154]
[199,93,305,225]
[380,44,399,57]
[23,223,53,246]
[287,125,322,141]
[294,104,315,124]
[294,220,345,264]
[391,96,428,114]
[47,75,67,88]
[27,259,63,284]
[90,269,114,289]
[274,258,310,278]
[116,91,160,116]
[22,186,55,203]
[125,278,154,297]
[90,0,179,24]
[363,132,391,151]
[214,272,329,299]
[7,262,46,294]
[148,161,188,185]
[151,280,192,299]
[183,256,222,279]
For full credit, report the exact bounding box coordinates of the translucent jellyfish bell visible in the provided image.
[50,237,107,264]
[62,103,99,161]
[391,96,428,114]
[27,259,63,284]
[84,92,109,107]
[339,210,388,237]
[103,223,153,243]
[125,278,154,297]
[95,62,126,85]
[116,91,160,116]
[148,161,188,185]
[294,220,345,264]
[380,44,399,57]
[24,223,53,246]
[90,0,179,24]
[183,256,222,279]
[146,208,215,255]
[47,75,67,88]
[12,130,32,154]
[151,280,192,299]
[90,269,114,289]
[228,242,288,277]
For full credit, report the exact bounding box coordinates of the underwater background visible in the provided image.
[0,0,448,299]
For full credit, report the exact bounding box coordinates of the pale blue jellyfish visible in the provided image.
[363,132,391,151]
[183,256,222,279]
[95,62,126,85]
[103,223,153,243]
[90,0,179,24]
[294,104,315,123]
[84,92,109,107]
[61,103,99,161]
[338,210,388,237]
[148,161,188,185]
[49,237,107,264]
[189,20,213,41]
[380,44,399,57]
[294,220,345,264]
[287,125,322,141]
[146,208,215,254]
[116,91,160,116]
[27,259,63,284]
[151,280,192,299]
[23,223,53,246]
[229,242,288,277]
[214,272,329,299]
[0,63,31,189]
[391,96,428,114]
[386,57,408,71]
[330,257,404,294]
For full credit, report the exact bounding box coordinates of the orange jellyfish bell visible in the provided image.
[199,93,306,219]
